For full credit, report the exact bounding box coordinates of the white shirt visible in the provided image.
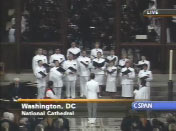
[120,67,135,85]
[118,58,129,67]
[49,53,65,64]
[34,66,47,87]
[63,60,78,81]
[138,69,153,87]
[92,58,106,74]
[106,55,118,65]
[67,47,81,58]
[49,67,64,87]
[138,60,150,70]
[32,55,48,72]
[90,48,103,58]
[106,66,117,81]
[134,86,150,100]
[46,89,58,99]
[85,80,99,99]
[77,56,91,76]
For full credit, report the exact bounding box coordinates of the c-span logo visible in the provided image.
[132,102,153,110]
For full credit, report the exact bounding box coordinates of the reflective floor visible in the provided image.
[68,118,122,131]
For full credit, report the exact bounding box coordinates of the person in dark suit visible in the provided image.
[10,78,24,100]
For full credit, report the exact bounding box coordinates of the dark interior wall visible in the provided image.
[0,44,16,72]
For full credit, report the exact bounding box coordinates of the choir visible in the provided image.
[32,43,153,99]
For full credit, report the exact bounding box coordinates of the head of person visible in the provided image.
[38,60,43,67]
[82,50,87,57]
[143,64,148,70]
[95,42,100,48]
[48,49,53,56]
[55,48,60,54]
[71,42,76,48]
[110,50,115,56]
[90,73,95,80]
[141,79,146,87]
[97,51,102,58]
[42,49,47,56]
[54,60,60,67]
[47,81,53,89]
[13,78,20,85]
[141,56,146,61]
[37,48,43,55]
[68,54,73,60]
[125,60,131,68]
[122,54,127,59]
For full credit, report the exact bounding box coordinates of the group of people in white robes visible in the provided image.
[32,42,153,100]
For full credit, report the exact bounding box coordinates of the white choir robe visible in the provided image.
[34,66,47,99]
[90,48,103,59]
[92,58,106,86]
[49,67,64,99]
[45,89,58,99]
[118,58,129,68]
[106,55,118,66]
[49,53,65,65]
[85,80,99,123]
[138,60,150,70]
[67,47,81,58]
[120,67,135,97]
[134,86,150,100]
[106,66,117,92]
[32,55,48,73]
[138,69,153,87]
[63,60,78,98]
[77,56,91,97]
[8,28,15,43]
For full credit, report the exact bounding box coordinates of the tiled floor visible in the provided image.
[68,118,122,131]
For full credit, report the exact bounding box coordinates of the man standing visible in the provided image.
[118,54,129,69]
[32,48,48,73]
[106,49,118,66]
[50,48,65,66]
[90,42,103,59]
[85,73,99,124]
[92,52,106,97]
[49,60,64,99]
[34,60,47,99]
[67,42,81,59]
[137,56,150,70]
[77,50,91,98]
[120,61,135,98]
[63,54,78,99]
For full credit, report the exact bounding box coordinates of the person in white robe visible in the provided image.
[137,56,150,70]
[106,49,118,66]
[50,48,65,66]
[34,60,47,99]
[138,64,153,88]
[32,48,48,73]
[118,54,129,69]
[67,42,81,59]
[106,61,117,96]
[134,80,150,100]
[77,50,91,97]
[120,60,135,98]
[8,26,15,43]
[49,60,64,99]
[90,42,103,59]
[63,54,78,98]
[85,73,99,124]
[44,81,58,99]
[92,52,106,97]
